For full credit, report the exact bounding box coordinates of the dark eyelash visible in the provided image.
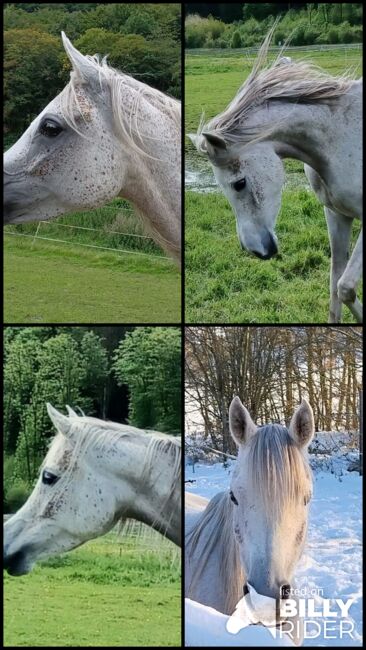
[230,490,238,505]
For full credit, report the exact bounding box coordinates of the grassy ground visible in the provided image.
[4,199,181,324]
[4,530,181,647]
[185,47,362,322]
[185,190,361,323]
[4,238,180,323]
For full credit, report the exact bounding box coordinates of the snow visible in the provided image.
[185,599,295,646]
[185,461,362,646]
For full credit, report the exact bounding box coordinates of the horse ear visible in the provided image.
[229,396,257,446]
[65,405,78,418]
[187,133,209,156]
[289,399,314,447]
[47,403,73,438]
[61,32,102,86]
[187,133,199,147]
[202,131,227,152]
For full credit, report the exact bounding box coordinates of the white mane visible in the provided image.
[41,411,181,534]
[197,23,356,149]
[59,54,181,158]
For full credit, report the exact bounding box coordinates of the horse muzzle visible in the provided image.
[3,548,31,576]
[251,232,278,260]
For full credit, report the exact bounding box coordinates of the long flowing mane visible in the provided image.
[59,54,181,157]
[197,24,356,148]
[186,491,243,614]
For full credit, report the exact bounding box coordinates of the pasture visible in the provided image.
[4,200,181,323]
[185,46,362,323]
[4,527,181,647]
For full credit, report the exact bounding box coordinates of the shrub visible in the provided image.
[290,23,306,46]
[303,27,321,45]
[5,480,31,513]
[216,37,228,49]
[205,37,215,49]
[185,13,225,48]
[231,30,242,48]
[327,27,339,44]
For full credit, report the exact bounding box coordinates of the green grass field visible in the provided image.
[4,200,181,323]
[185,47,362,322]
[4,530,181,647]
[4,238,180,323]
[186,190,361,323]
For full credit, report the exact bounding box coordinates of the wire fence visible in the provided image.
[4,206,173,263]
[187,43,363,55]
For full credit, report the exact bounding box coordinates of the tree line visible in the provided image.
[185,327,362,456]
[4,326,181,511]
[4,3,181,148]
[185,3,362,48]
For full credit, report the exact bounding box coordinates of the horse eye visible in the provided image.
[230,490,238,505]
[42,470,59,486]
[39,119,63,138]
[304,493,311,505]
[233,177,246,192]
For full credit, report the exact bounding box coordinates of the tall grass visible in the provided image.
[4,198,165,258]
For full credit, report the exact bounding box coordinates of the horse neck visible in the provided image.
[118,92,181,263]
[253,99,341,173]
[121,433,181,546]
[123,161,181,263]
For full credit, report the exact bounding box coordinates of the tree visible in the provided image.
[4,29,64,137]
[185,327,362,455]
[79,330,109,416]
[113,327,181,433]
[231,30,242,48]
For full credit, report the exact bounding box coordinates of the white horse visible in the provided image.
[4,33,181,264]
[185,397,314,645]
[189,27,362,322]
[4,404,181,576]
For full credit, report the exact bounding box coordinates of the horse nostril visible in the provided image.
[281,584,291,599]
[243,583,249,596]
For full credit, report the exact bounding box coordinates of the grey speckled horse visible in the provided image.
[189,27,362,321]
[4,33,181,263]
[4,405,181,576]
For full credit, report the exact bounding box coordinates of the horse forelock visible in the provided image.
[245,424,312,522]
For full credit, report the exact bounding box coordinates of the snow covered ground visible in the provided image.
[185,599,295,646]
[185,461,362,646]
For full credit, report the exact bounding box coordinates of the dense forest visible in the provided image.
[4,326,181,511]
[185,327,362,456]
[4,3,181,147]
[185,3,363,48]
